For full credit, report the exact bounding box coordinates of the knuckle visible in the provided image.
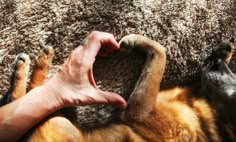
[88,31,101,40]
[88,31,116,45]
[90,31,100,37]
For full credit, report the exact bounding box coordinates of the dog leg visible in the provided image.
[226,37,235,64]
[119,34,166,119]
[11,53,30,101]
[27,47,54,91]
[210,38,235,64]
[24,47,85,142]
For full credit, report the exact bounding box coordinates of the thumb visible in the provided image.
[97,90,127,109]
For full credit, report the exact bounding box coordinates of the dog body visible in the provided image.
[201,38,236,141]
[3,35,236,141]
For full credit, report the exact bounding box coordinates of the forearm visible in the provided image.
[0,31,127,142]
[0,86,61,142]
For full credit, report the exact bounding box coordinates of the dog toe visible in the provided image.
[43,46,54,57]
[15,53,30,69]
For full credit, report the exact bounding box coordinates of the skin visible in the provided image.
[0,31,127,142]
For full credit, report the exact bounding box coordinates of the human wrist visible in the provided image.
[40,75,68,110]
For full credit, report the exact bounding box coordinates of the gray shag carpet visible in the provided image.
[0,0,236,128]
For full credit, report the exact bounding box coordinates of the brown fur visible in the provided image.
[10,54,30,101]
[28,115,84,142]
[5,35,236,141]
[27,47,55,91]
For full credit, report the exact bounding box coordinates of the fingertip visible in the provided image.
[118,100,127,109]
[109,38,120,50]
[110,92,127,109]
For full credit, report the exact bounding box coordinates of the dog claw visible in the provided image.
[43,46,54,56]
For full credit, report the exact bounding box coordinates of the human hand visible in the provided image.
[45,31,127,109]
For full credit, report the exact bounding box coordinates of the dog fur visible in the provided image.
[3,35,236,142]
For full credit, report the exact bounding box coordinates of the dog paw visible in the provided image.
[11,53,30,100]
[119,34,165,55]
[212,40,235,64]
[36,46,55,68]
[15,53,30,77]
[119,34,139,49]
